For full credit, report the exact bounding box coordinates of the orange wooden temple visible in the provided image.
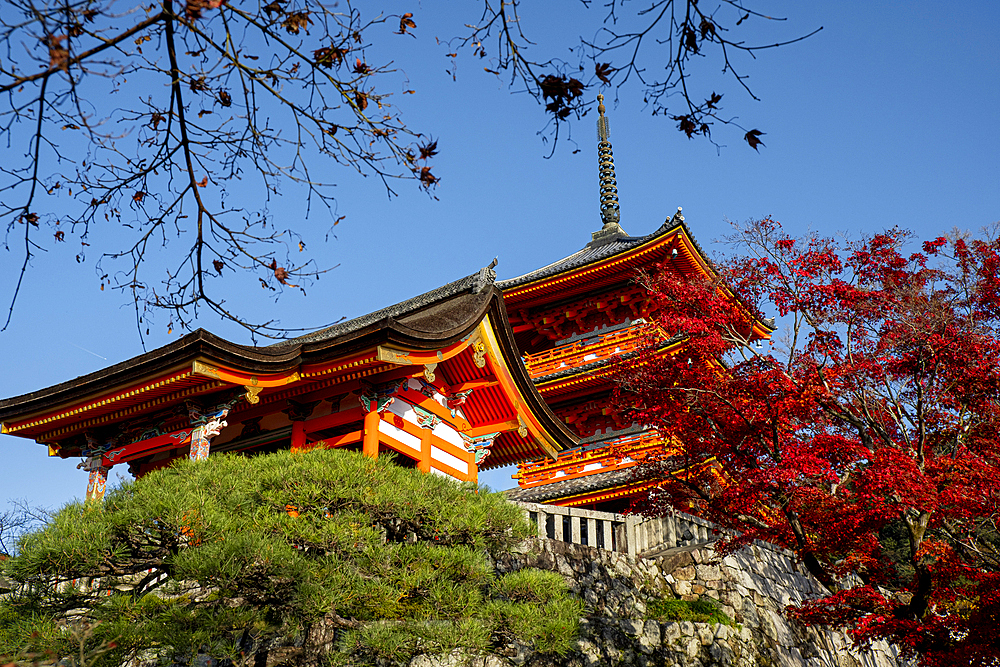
[0,270,577,501]
[0,96,769,509]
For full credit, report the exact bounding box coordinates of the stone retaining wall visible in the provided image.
[480,538,908,667]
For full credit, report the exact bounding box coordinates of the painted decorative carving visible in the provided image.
[244,385,263,404]
[186,397,239,461]
[82,431,118,457]
[517,417,528,438]
[460,432,500,465]
[413,405,442,430]
[358,379,407,414]
[377,347,412,365]
[86,466,109,502]
[472,341,487,368]
[79,454,110,502]
[78,454,104,472]
[283,399,319,422]
[240,417,263,439]
[417,378,438,399]
[203,415,228,439]
[103,447,128,465]
[446,389,473,418]
[423,363,437,383]
[192,360,222,379]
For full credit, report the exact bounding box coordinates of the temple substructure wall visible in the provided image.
[484,537,908,667]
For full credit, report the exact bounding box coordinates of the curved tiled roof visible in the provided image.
[498,210,706,290]
[271,262,497,348]
[0,264,501,422]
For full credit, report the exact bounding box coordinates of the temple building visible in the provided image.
[502,95,773,511]
[0,271,576,501]
[0,96,770,507]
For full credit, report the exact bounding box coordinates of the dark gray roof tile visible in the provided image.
[504,467,639,503]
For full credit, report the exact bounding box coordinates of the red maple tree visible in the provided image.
[618,218,1000,665]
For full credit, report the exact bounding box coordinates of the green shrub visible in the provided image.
[0,449,578,666]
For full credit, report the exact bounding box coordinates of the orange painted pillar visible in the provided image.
[291,421,306,452]
[418,431,432,473]
[362,410,381,458]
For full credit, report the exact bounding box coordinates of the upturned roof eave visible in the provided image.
[0,268,501,430]
[498,213,695,294]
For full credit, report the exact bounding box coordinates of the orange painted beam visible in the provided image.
[449,379,500,394]
[464,418,520,438]
[300,406,366,436]
[191,360,301,388]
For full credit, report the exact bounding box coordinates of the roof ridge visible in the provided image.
[498,214,684,290]
[269,263,498,348]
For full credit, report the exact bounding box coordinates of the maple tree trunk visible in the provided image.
[784,507,839,592]
[904,510,934,619]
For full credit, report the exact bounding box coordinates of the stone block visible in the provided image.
[696,564,722,581]
[639,620,660,654]
[673,566,697,581]
[658,550,696,574]
[577,639,602,667]
[765,609,793,645]
[708,641,731,664]
[698,625,715,645]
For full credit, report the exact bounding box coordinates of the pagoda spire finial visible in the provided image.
[591,94,625,246]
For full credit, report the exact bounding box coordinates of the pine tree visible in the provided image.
[0,449,581,666]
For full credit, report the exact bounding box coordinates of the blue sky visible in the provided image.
[1,2,998,512]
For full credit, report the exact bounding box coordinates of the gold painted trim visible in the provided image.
[300,355,378,379]
[3,370,195,435]
[377,331,482,368]
[476,315,561,461]
[245,385,263,404]
[377,347,413,365]
[34,381,222,441]
[192,360,221,379]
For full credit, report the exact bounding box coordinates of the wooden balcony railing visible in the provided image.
[523,325,652,378]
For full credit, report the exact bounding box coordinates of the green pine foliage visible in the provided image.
[0,450,582,666]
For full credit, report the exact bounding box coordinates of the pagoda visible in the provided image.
[502,95,773,512]
[0,97,769,509]
[0,270,577,501]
